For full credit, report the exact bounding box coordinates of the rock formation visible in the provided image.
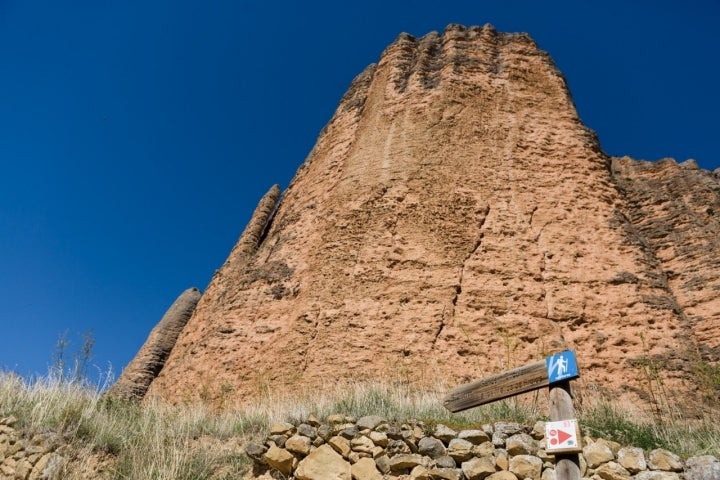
[106,287,201,399]
[610,157,720,365]
[141,24,719,406]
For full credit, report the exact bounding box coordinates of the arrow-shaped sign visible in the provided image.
[443,350,579,412]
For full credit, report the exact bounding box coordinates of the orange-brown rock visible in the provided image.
[145,24,720,406]
[611,158,720,362]
[106,287,201,400]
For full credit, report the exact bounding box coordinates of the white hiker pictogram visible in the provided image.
[549,353,568,378]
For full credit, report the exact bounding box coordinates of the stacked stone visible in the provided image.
[0,416,65,480]
[245,415,720,480]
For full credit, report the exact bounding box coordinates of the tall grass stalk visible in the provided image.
[578,396,720,457]
[244,377,545,429]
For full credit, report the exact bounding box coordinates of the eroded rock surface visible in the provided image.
[143,24,720,406]
[106,287,201,399]
[611,157,720,365]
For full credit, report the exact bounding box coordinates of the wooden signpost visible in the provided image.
[443,350,582,480]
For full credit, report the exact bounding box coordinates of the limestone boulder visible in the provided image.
[329,436,352,458]
[462,455,497,480]
[298,423,318,439]
[684,455,720,480]
[594,461,632,480]
[388,454,429,472]
[447,438,474,462]
[417,436,446,459]
[356,416,386,431]
[459,430,491,445]
[583,440,615,468]
[505,433,538,456]
[286,434,313,456]
[295,444,351,480]
[428,467,464,480]
[409,465,430,479]
[617,446,646,473]
[633,472,681,480]
[351,435,375,454]
[244,442,267,462]
[375,454,390,474]
[472,442,495,458]
[648,448,683,472]
[435,425,458,444]
[508,454,542,480]
[368,431,388,447]
[435,455,457,468]
[350,457,383,480]
[486,471,519,480]
[262,444,296,476]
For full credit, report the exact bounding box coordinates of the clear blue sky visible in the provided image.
[1,1,718,384]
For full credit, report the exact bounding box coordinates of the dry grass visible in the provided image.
[1,371,718,479]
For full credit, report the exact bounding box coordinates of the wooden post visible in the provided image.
[549,380,581,480]
[443,350,583,480]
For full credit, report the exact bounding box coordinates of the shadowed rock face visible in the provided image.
[106,287,201,400]
[610,158,720,363]
[143,24,720,406]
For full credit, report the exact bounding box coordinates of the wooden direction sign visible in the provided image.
[443,350,579,413]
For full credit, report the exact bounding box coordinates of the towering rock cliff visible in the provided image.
[143,24,720,406]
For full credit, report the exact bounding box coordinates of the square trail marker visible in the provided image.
[546,351,579,383]
[545,419,583,454]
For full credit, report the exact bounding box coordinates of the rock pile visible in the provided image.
[0,416,65,480]
[245,415,720,480]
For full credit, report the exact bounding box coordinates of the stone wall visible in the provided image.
[245,415,720,480]
[0,415,65,480]
[3,408,720,479]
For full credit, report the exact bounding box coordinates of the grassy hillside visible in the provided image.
[0,371,718,479]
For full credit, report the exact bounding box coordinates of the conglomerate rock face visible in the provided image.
[145,24,720,405]
[610,158,720,362]
[106,287,201,400]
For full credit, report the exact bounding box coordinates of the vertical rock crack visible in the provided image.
[433,204,490,349]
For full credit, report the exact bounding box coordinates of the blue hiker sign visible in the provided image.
[546,350,580,383]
